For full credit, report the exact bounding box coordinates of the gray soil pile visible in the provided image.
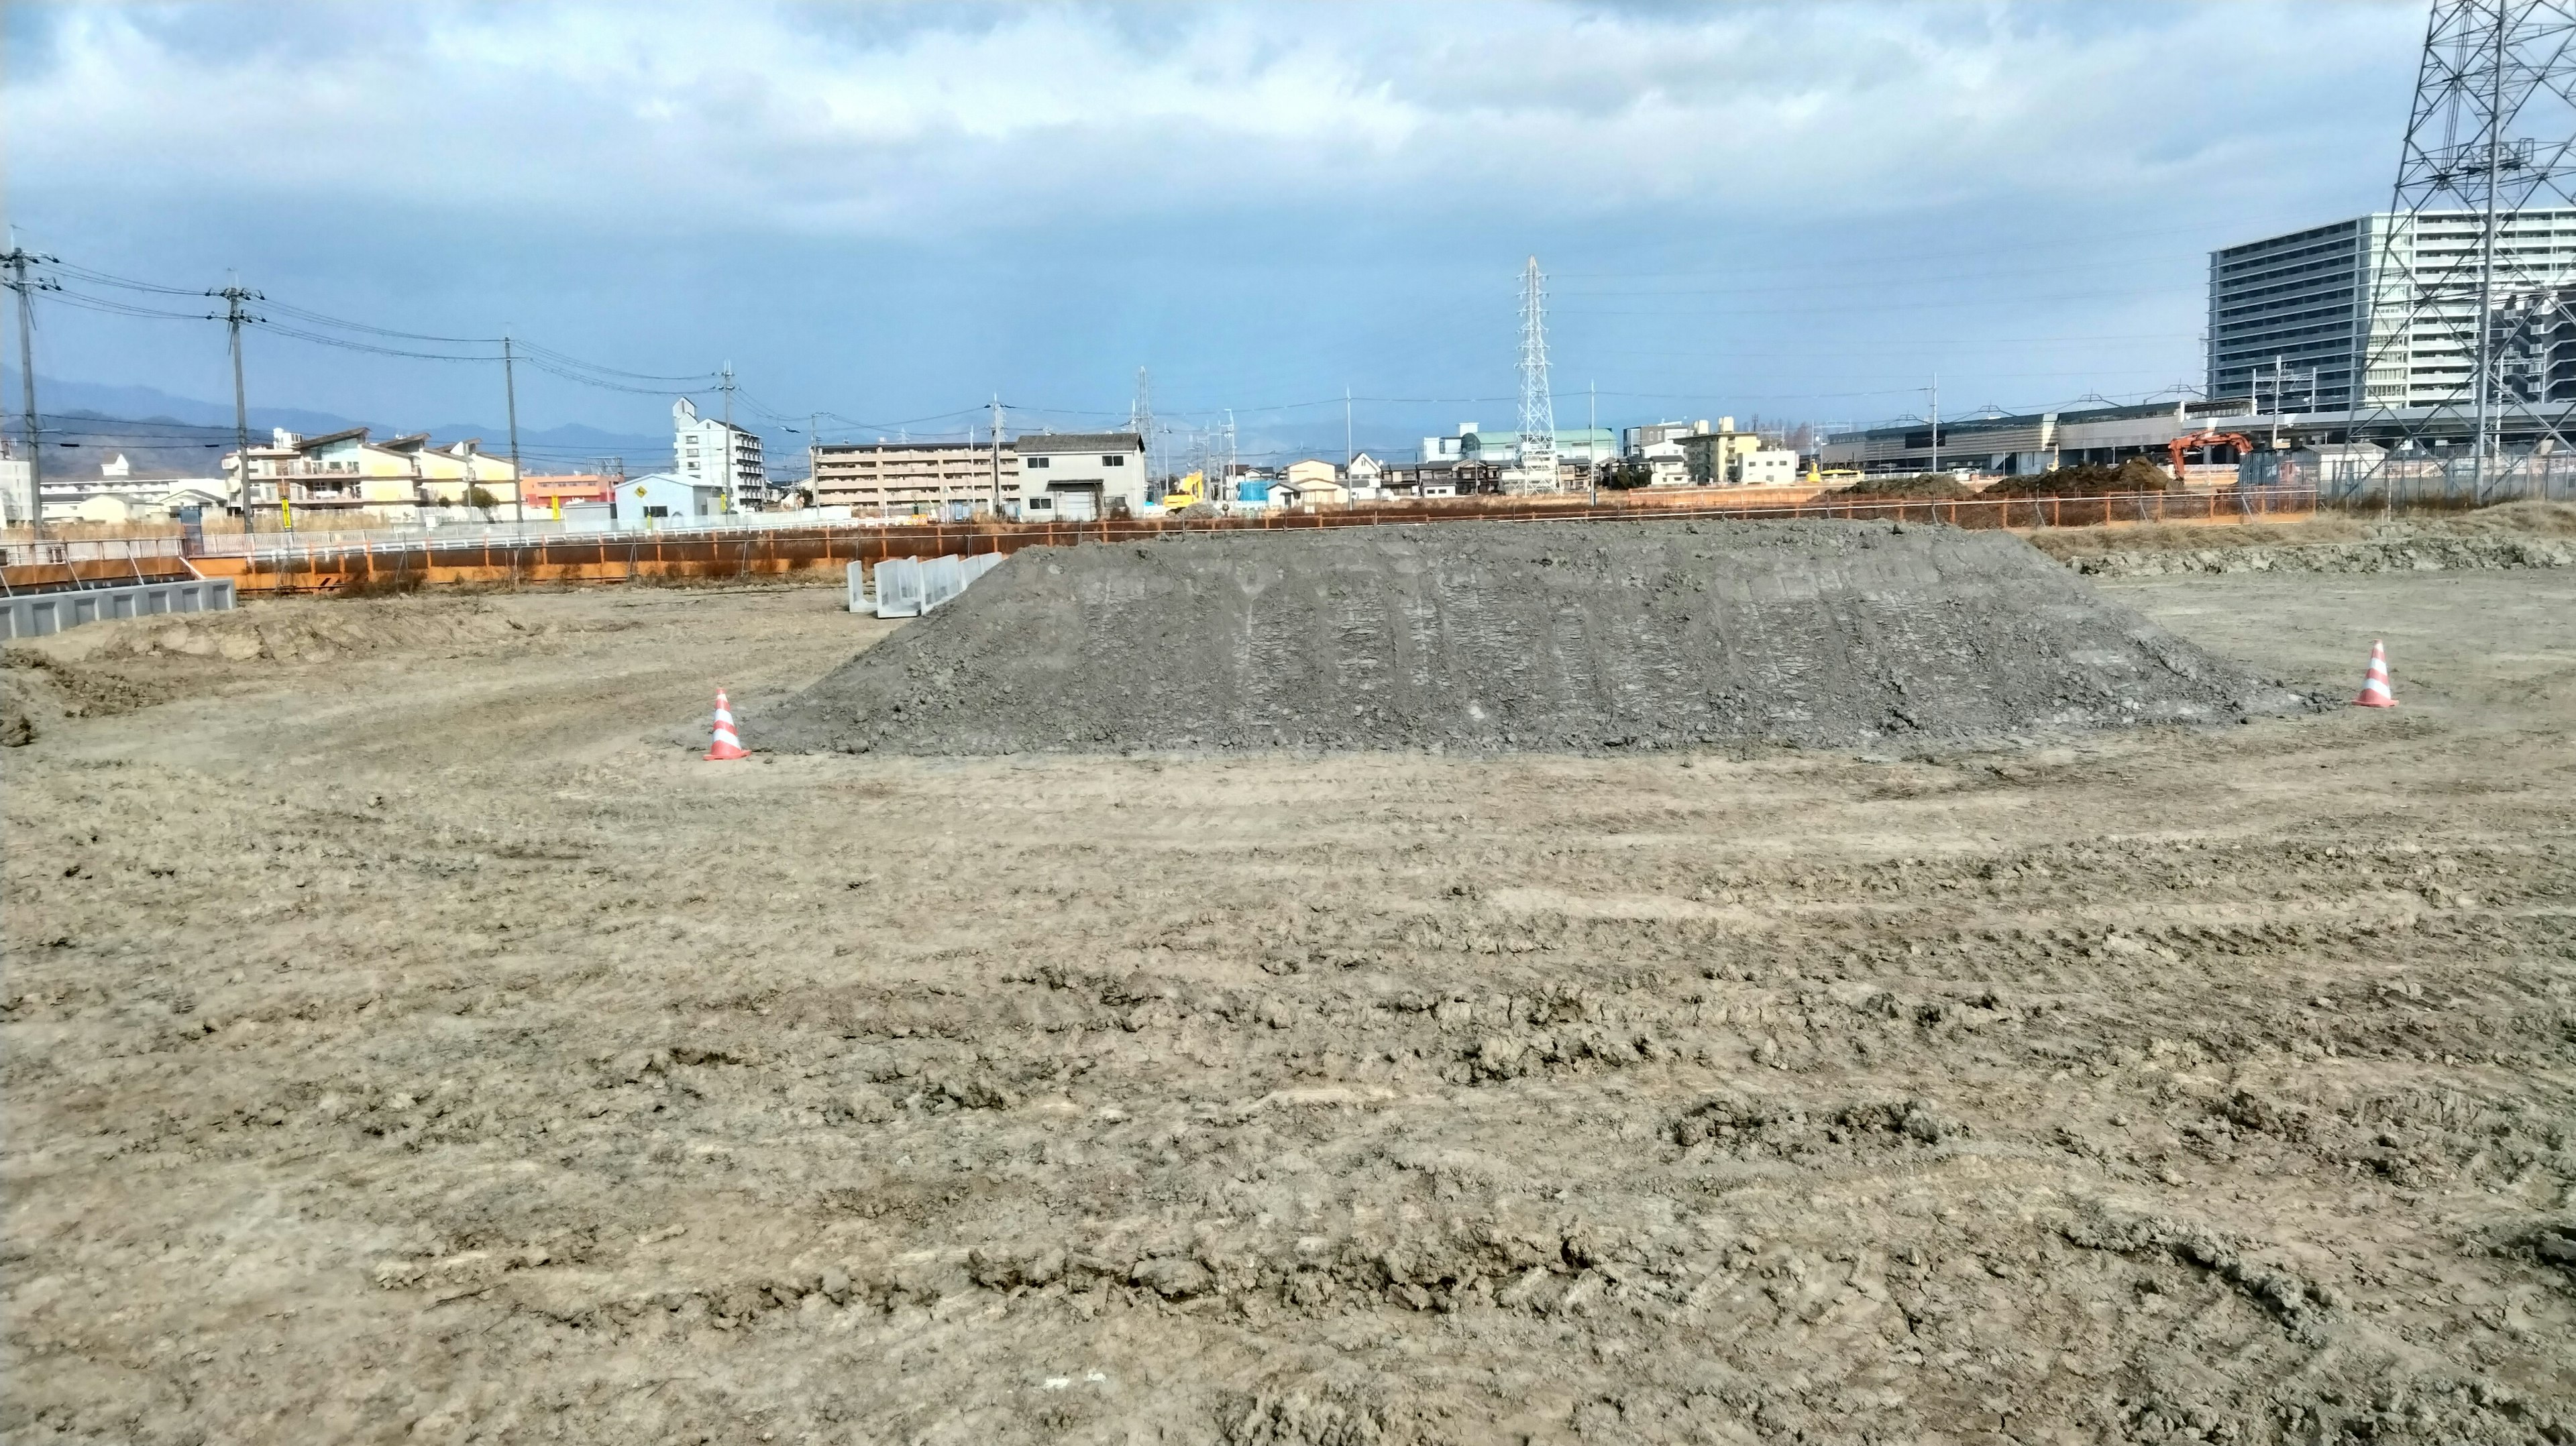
[768,519,2300,755]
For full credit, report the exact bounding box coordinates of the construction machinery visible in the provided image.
[1159,471,1209,513]
[2167,432,2256,488]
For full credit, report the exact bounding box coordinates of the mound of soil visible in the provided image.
[21,595,534,666]
[767,520,2302,755]
[1986,458,2175,498]
[1838,473,1973,500]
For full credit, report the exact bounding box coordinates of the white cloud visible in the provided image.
[10,2,2420,239]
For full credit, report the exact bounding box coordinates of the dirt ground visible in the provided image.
[5,561,2573,1445]
[2022,500,2576,561]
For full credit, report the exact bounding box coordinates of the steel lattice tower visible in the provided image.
[1516,256,1558,492]
[2347,0,2576,500]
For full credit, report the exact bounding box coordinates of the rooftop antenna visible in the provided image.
[1517,256,1558,492]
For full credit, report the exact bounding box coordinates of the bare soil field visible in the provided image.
[2027,501,2576,578]
[5,561,2574,1445]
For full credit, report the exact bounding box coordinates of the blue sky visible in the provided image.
[6,2,2426,465]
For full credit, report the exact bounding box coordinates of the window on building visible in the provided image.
[1102,455,1125,465]
[644,505,670,518]
[1026,456,1051,469]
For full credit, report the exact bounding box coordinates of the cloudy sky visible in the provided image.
[7,2,2425,465]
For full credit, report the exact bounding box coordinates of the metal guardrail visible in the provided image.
[189,508,909,562]
[0,535,187,569]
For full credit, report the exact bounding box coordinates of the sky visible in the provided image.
[5,1,2428,469]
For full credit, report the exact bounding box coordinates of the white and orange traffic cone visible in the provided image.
[2353,641,2397,709]
[706,689,750,760]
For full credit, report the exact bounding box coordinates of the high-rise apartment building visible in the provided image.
[672,397,764,508]
[2208,209,2576,411]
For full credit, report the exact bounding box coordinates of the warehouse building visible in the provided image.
[1817,398,2256,476]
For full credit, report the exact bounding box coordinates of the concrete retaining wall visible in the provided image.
[1,576,236,639]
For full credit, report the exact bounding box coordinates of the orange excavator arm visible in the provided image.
[2167,431,2256,483]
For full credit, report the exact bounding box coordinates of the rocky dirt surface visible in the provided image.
[5,563,2574,1445]
[2030,502,2576,577]
[773,520,2301,757]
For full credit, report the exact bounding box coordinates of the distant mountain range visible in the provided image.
[2,369,674,480]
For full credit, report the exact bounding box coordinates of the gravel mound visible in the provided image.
[767,520,2303,755]
[2065,535,2576,577]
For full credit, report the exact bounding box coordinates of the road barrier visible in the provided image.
[856,551,1008,617]
[1,574,235,638]
[184,488,2322,595]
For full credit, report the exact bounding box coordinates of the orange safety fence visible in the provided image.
[191,488,2321,594]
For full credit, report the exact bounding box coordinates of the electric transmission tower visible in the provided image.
[2346,0,2576,502]
[1516,256,1558,493]
[1130,366,1155,484]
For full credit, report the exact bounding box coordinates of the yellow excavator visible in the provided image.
[1159,470,1208,513]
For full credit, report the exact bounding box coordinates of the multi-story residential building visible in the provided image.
[2490,284,2576,404]
[223,427,520,524]
[2207,209,2576,412]
[809,439,1019,518]
[673,398,763,508]
[1621,420,1708,485]
[1,441,28,527]
[1674,419,1784,486]
[1014,432,1146,520]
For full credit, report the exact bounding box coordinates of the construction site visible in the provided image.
[3,494,2573,1445]
[8,3,2576,1443]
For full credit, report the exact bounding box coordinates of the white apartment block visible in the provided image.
[2208,208,2576,411]
[673,398,763,508]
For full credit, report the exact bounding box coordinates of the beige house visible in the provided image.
[1278,461,1350,508]
[226,427,521,524]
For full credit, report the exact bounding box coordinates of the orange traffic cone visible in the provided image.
[706,689,750,759]
[2353,641,2396,708]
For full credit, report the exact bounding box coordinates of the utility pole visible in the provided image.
[718,361,739,510]
[3,246,58,539]
[213,278,263,530]
[2269,354,2285,450]
[502,334,525,525]
[1588,380,1599,505]
[1344,384,1354,468]
[808,412,820,507]
[1929,372,1941,475]
[989,395,1004,516]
